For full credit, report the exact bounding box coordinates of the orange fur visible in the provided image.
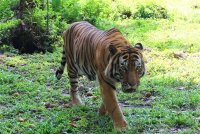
[56,21,145,129]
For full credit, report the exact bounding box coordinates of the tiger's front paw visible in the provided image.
[70,90,83,106]
[98,103,107,115]
[114,120,127,130]
[72,97,83,106]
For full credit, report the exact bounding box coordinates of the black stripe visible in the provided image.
[82,66,90,76]
[70,81,78,84]
[100,73,116,90]
[62,57,66,60]
[61,61,66,66]
[68,74,77,79]
[104,79,116,90]
[69,69,77,76]
[110,53,120,79]
[56,69,63,75]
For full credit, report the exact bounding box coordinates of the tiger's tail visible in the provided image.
[55,48,66,80]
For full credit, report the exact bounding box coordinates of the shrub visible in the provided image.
[52,0,62,12]
[0,0,18,20]
[111,0,135,19]
[134,3,169,19]
[79,0,112,24]
[60,0,81,23]
[0,19,20,44]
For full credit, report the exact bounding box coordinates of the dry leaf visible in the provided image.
[70,122,77,127]
[17,116,25,122]
[28,124,35,128]
[44,102,56,108]
[63,103,70,108]
[86,92,93,96]
[173,51,186,59]
[92,96,98,100]
[12,92,20,97]
[145,92,152,98]
[72,116,81,121]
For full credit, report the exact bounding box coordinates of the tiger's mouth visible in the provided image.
[122,83,138,93]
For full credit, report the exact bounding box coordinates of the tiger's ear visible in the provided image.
[109,44,117,56]
[134,43,143,50]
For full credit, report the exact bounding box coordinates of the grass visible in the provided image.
[1,0,200,133]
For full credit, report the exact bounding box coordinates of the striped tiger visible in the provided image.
[56,21,145,129]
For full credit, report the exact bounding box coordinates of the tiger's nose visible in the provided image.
[129,81,140,87]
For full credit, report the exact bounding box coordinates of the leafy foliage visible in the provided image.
[52,0,62,11]
[134,3,169,19]
[79,0,112,24]
[0,0,172,53]
[0,19,19,42]
[0,0,18,20]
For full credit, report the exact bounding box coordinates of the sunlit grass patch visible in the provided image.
[144,20,200,51]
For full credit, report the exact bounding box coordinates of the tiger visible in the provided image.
[55,21,145,129]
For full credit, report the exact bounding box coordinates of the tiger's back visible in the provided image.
[62,21,130,81]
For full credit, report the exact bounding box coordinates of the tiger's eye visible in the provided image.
[120,66,127,73]
[114,73,120,78]
[136,66,141,71]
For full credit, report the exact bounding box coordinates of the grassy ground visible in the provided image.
[1,1,200,133]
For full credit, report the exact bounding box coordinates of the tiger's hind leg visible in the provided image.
[67,68,83,106]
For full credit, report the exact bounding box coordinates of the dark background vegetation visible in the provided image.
[0,0,169,53]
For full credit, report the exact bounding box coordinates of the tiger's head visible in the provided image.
[105,43,145,93]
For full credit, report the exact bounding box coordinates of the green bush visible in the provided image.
[79,0,112,24]
[58,0,113,24]
[111,0,134,19]
[52,0,62,11]
[30,7,47,29]
[0,19,20,42]
[59,0,81,23]
[0,0,19,20]
[134,3,169,19]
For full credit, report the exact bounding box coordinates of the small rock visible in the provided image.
[177,86,185,90]
[197,83,200,88]
[195,117,200,123]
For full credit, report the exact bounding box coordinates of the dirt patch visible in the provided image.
[119,102,151,109]
[0,52,5,64]
[0,58,5,65]
[79,76,98,89]
[62,90,70,97]
[157,127,188,134]
[0,104,7,109]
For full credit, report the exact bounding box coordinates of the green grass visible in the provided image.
[1,0,200,133]
[1,20,200,133]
